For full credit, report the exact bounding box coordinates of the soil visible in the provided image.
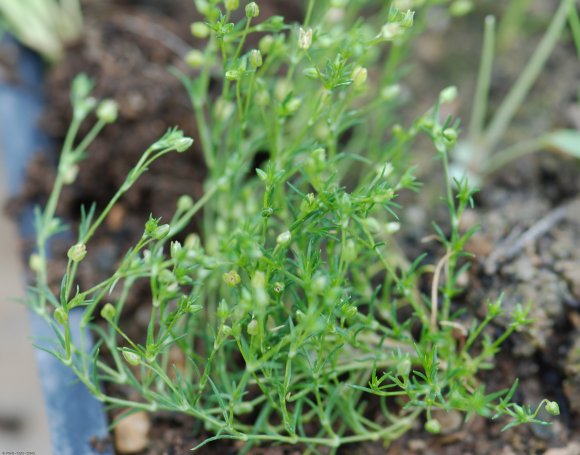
[6,0,580,454]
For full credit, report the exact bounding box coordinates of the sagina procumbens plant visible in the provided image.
[28,0,558,451]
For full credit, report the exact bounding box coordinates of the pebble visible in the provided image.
[114,411,151,454]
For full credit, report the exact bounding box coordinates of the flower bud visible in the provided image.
[123,350,141,366]
[400,10,415,28]
[54,307,68,325]
[351,66,368,88]
[545,401,560,416]
[249,49,263,69]
[191,21,210,38]
[450,0,473,16]
[177,194,194,212]
[247,319,259,336]
[152,224,171,240]
[298,27,313,49]
[67,243,87,263]
[245,2,259,18]
[218,299,229,320]
[179,137,195,154]
[29,253,44,272]
[185,49,205,68]
[96,100,119,123]
[225,69,242,81]
[425,419,441,434]
[273,282,285,294]
[443,128,458,143]
[61,163,79,185]
[259,35,274,54]
[276,230,292,245]
[440,86,458,103]
[381,23,403,41]
[224,0,239,11]
[101,303,117,321]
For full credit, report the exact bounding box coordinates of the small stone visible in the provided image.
[432,410,463,434]
[408,438,427,451]
[114,411,151,454]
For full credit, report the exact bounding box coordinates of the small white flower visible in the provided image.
[298,27,313,50]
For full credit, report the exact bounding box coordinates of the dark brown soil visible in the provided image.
[9,0,580,454]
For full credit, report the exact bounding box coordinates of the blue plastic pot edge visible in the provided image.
[0,38,113,455]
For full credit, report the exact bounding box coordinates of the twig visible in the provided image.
[431,249,453,331]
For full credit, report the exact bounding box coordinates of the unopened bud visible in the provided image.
[249,49,263,69]
[191,22,210,38]
[67,243,87,263]
[101,303,116,321]
[123,350,141,366]
[247,319,259,336]
[96,100,118,123]
[425,419,441,434]
[185,49,205,68]
[54,307,68,325]
[225,0,239,11]
[276,230,292,245]
[245,2,259,18]
[351,66,368,88]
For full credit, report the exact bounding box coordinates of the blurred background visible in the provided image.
[0,166,50,452]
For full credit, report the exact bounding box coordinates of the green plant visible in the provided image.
[28,0,559,452]
[453,0,580,183]
[0,0,83,61]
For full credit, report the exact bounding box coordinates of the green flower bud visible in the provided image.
[174,137,193,153]
[152,224,171,240]
[341,304,357,319]
[245,2,259,18]
[191,21,210,38]
[225,69,242,81]
[218,299,229,320]
[247,319,259,336]
[259,35,274,54]
[221,324,233,337]
[440,86,458,103]
[223,270,241,287]
[351,66,368,88]
[224,0,239,11]
[249,49,263,69]
[273,282,285,294]
[67,243,87,263]
[61,163,79,185]
[276,230,292,245]
[450,0,473,16]
[400,10,415,28]
[443,128,458,143]
[425,419,441,434]
[29,253,44,273]
[96,100,118,123]
[185,49,205,68]
[545,401,560,416]
[286,97,302,113]
[101,303,117,321]
[122,350,141,366]
[381,23,403,41]
[54,307,68,325]
[177,194,194,212]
